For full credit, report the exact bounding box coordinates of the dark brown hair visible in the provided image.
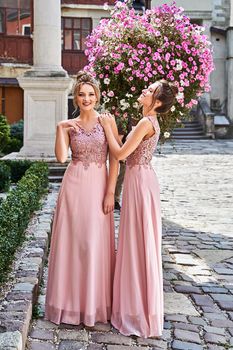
[149,79,178,114]
[73,71,100,108]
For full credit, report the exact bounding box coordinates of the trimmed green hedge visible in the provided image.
[3,159,32,183]
[0,163,11,192]
[0,161,49,282]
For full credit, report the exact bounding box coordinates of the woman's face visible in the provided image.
[137,82,160,109]
[76,84,97,111]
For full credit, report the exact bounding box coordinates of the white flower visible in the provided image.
[103,3,109,11]
[176,59,183,71]
[133,102,139,109]
[171,106,176,112]
[126,93,133,98]
[176,92,184,100]
[164,132,170,138]
[103,96,110,103]
[104,78,110,85]
[174,14,183,21]
[179,111,184,116]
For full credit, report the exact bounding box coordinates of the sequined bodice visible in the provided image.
[126,116,160,169]
[69,120,108,170]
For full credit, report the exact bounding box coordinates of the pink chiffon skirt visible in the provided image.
[45,161,115,326]
[111,165,164,338]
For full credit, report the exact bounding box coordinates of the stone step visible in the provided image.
[48,175,63,183]
[49,166,67,176]
[172,131,205,136]
[174,126,203,132]
[172,135,211,140]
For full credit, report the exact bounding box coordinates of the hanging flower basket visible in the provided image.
[84,0,214,141]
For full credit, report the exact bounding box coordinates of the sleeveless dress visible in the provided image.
[45,120,115,326]
[111,116,164,338]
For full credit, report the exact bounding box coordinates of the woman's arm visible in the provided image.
[103,118,119,214]
[100,115,153,161]
[55,121,73,163]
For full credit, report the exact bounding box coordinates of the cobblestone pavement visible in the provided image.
[26,140,233,350]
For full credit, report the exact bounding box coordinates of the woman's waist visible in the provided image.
[70,158,107,170]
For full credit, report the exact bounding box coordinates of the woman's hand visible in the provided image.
[103,192,114,215]
[99,113,113,129]
[57,120,76,130]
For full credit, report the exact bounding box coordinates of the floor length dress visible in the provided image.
[45,120,115,326]
[111,116,164,338]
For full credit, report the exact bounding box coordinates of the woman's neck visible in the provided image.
[142,107,157,118]
[78,110,98,121]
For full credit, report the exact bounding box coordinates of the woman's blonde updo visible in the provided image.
[150,79,178,114]
[73,71,101,109]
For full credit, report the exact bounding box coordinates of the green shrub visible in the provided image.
[3,159,32,183]
[0,115,10,154]
[3,138,23,153]
[0,161,49,282]
[10,119,23,142]
[0,163,11,192]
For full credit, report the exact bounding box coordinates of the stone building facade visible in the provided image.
[0,0,232,128]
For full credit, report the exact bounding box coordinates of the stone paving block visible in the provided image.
[137,337,167,348]
[191,294,215,307]
[107,346,147,350]
[210,319,233,327]
[202,286,228,294]
[91,332,132,346]
[29,340,56,350]
[174,329,202,344]
[165,293,199,316]
[173,285,202,294]
[204,313,227,321]
[204,326,225,335]
[34,320,58,330]
[204,333,227,345]
[206,345,226,350]
[165,315,187,323]
[215,301,233,311]
[58,330,88,342]
[30,328,54,340]
[173,322,199,332]
[0,331,22,350]
[85,323,111,332]
[172,254,198,266]
[58,340,86,350]
[188,316,207,326]
[87,345,105,350]
[87,345,104,350]
[171,340,203,350]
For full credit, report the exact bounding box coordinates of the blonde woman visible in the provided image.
[45,71,118,326]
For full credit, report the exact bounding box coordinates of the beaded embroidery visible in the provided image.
[69,121,108,170]
[126,116,160,169]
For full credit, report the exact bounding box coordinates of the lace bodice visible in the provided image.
[68,120,108,170]
[126,116,160,169]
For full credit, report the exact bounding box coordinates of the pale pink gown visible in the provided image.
[45,120,115,326]
[111,116,164,338]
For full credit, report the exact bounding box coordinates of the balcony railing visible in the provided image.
[0,35,33,64]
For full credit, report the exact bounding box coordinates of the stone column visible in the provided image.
[17,0,72,157]
[227,0,233,122]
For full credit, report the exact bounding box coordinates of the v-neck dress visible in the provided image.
[45,120,115,326]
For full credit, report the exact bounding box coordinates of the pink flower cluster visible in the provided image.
[84,0,214,135]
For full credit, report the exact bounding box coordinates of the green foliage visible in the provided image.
[3,159,32,183]
[10,119,24,142]
[0,116,24,155]
[0,115,11,154]
[0,163,11,192]
[0,161,49,283]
